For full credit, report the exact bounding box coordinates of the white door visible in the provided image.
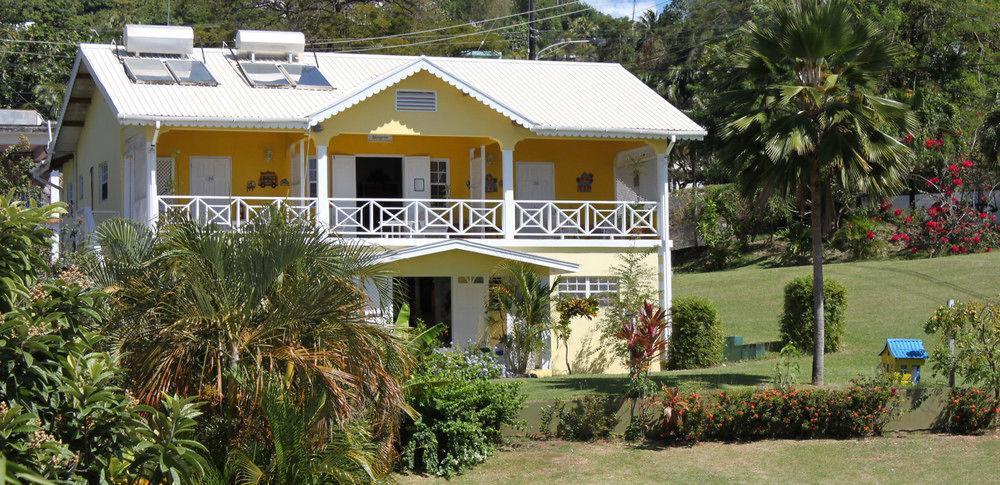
[403,156,431,232]
[126,135,146,220]
[451,275,487,347]
[515,162,555,234]
[189,157,231,225]
[331,155,356,234]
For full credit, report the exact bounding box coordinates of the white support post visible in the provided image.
[501,148,515,239]
[315,144,330,229]
[298,139,306,198]
[49,170,61,262]
[146,135,159,227]
[655,144,674,316]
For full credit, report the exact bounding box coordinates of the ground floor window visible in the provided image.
[307,157,317,197]
[99,162,109,201]
[557,276,618,306]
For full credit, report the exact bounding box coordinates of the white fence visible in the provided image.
[157,196,659,239]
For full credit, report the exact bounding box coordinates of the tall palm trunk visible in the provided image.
[809,161,825,386]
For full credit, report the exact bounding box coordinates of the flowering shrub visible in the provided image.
[400,348,524,477]
[881,160,1000,255]
[943,388,999,434]
[650,377,900,443]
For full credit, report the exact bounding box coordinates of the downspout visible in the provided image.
[31,120,62,191]
[151,120,162,147]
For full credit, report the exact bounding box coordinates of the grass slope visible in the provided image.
[516,252,1000,401]
[398,432,1000,484]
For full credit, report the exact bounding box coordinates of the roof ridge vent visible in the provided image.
[124,24,193,56]
[235,30,305,61]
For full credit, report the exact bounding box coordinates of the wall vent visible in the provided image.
[395,90,437,112]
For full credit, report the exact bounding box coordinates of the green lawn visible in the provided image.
[515,252,1000,401]
[398,431,1000,484]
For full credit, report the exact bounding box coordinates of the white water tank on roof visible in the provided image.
[124,24,194,56]
[235,30,305,58]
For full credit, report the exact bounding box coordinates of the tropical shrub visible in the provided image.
[488,263,557,375]
[833,215,888,260]
[882,160,1000,255]
[696,192,742,269]
[667,297,724,370]
[127,394,210,484]
[924,300,1000,400]
[401,348,524,477]
[651,377,900,443]
[780,277,847,353]
[941,388,999,435]
[554,295,598,375]
[601,250,657,361]
[538,395,620,441]
[0,195,64,312]
[614,302,668,398]
[87,212,409,472]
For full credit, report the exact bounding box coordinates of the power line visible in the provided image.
[307,1,583,46]
[337,5,594,53]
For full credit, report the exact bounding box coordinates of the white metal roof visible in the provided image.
[69,43,706,138]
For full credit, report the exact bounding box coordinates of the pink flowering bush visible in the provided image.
[943,388,999,434]
[879,160,1000,256]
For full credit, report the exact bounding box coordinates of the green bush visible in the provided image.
[667,297,724,370]
[652,376,900,443]
[401,349,525,478]
[941,388,998,434]
[696,194,742,269]
[780,276,847,353]
[538,395,620,441]
[833,215,887,260]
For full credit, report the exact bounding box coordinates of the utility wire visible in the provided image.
[337,5,595,53]
[307,1,583,45]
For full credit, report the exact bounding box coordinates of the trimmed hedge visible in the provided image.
[651,377,900,443]
[780,276,847,353]
[667,296,724,370]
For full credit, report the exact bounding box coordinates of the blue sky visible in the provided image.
[582,0,660,19]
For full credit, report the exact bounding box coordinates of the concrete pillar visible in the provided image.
[315,143,330,228]
[146,136,158,227]
[655,150,672,315]
[502,148,515,239]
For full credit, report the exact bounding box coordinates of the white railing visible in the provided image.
[330,198,503,237]
[513,200,658,239]
[158,196,318,228]
[155,196,658,240]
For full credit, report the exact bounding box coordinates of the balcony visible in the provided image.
[157,195,659,242]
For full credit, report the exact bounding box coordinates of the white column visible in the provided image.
[146,138,158,227]
[49,170,61,262]
[502,148,515,239]
[315,143,330,229]
[298,139,306,198]
[655,151,672,314]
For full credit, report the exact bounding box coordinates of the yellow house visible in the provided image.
[43,25,705,374]
[879,338,928,384]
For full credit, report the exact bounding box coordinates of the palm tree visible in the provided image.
[719,0,914,384]
[88,209,408,451]
[489,263,559,375]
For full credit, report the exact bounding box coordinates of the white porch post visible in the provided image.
[315,143,330,229]
[655,147,673,315]
[501,148,515,239]
[146,134,159,227]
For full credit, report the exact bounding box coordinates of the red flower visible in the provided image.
[948,163,960,173]
[894,208,902,217]
[902,133,914,145]
[953,178,964,187]
[951,245,960,252]
[987,248,993,253]
[962,160,974,168]
[866,230,875,240]
[904,215,913,223]
[928,177,941,187]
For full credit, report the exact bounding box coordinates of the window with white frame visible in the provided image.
[307,158,318,197]
[430,159,448,199]
[99,162,109,201]
[557,276,618,306]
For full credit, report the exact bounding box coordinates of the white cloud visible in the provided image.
[582,0,659,19]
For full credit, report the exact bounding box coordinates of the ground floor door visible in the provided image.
[396,276,452,346]
[451,275,488,348]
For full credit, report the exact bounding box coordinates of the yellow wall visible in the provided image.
[387,246,659,375]
[156,130,304,198]
[316,70,533,148]
[513,138,645,201]
[66,90,124,216]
